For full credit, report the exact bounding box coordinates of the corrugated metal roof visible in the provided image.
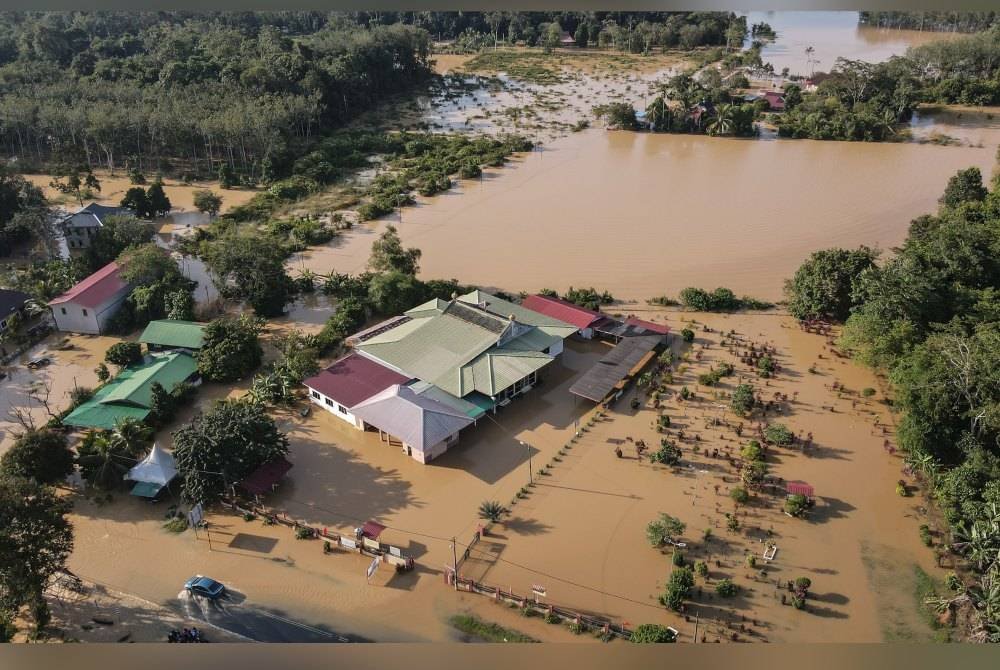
[303,352,410,408]
[407,380,485,418]
[49,261,128,308]
[459,290,577,339]
[350,384,474,452]
[138,320,206,350]
[64,352,197,429]
[569,335,661,402]
[520,295,602,331]
[463,350,551,397]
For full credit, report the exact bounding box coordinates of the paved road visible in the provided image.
[175,591,364,643]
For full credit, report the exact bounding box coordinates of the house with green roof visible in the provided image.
[138,319,206,353]
[63,351,200,430]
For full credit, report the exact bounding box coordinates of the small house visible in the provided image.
[303,352,411,429]
[61,203,133,250]
[0,289,29,335]
[559,31,577,47]
[762,91,786,111]
[49,262,131,335]
[63,351,200,430]
[138,319,206,354]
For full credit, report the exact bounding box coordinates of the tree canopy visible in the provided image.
[172,399,289,504]
[784,247,879,321]
[197,314,264,382]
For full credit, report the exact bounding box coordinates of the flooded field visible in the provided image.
[294,126,999,303]
[743,11,959,76]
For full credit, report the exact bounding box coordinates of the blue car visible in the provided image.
[184,575,226,600]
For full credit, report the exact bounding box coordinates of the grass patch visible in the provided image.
[449,614,538,643]
[913,565,951,642]
[859,541,941,642]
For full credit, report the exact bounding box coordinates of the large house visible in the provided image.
[305,290,578,463]
[49,262,131,334]
[63,351,200,430]
[61,203,133,250]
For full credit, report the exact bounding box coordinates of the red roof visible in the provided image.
[49,262,128,308]
[361,520,386,539]
[303,352,410,408]
[521,294,602,331]
[763,91,786,110]
[786,481,814,497]
[239,456,293,496]
[625,317,670,335]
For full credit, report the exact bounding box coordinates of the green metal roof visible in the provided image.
[462,349,552,397]
[63,352,198,430]
[407,380,486,419]
[138,320,206,350]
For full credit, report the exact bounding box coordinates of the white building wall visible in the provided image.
[307,388,363,429]
[546,338,564,357]
[52,287,130,335]
[579,327,594,340]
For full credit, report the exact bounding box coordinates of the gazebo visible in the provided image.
[126,443,178,498]
[786,481,815,499]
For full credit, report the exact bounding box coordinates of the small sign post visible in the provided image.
[188,503,204,540]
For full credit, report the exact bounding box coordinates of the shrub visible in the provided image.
[730,384,755,415]
[764,423,794,446]
[919,524,933,546]
[661,566,694,611]
[715,579,739,597]
[694,561,708,578]
[730,486,750,505]
[862,387,876,398]
[741,440,763,462]
[650,440,682,466]
[631,624,677,643]
[671,550,686,567]
[105,341,143,368]
[784,494,809,518]
[478,500,507,523]
[295,526,316,540]
[680,328,695,343]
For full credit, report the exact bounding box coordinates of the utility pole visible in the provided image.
[451,537,459,591]
[520,441,533,484]
[693,613,700,643]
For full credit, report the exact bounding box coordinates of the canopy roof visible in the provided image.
[138,319,206,350]
[350,384,474,452]
[127,443,177,486]
[569,335,661,402]
[239,457,293,496]
[786,481,815,497]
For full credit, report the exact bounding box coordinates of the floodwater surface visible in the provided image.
[297,127,998,302]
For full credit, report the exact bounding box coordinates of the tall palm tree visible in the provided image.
[645,96,669,132]
[109,418,153,459]
[706,104,735,136]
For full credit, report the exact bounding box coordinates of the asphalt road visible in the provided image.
[175,590,364,643]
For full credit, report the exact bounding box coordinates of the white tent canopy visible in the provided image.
[127,443,178,486]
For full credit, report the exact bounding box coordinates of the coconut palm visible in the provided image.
[75,432,132,490]
[706,104,735,136]
[478,500,507,523]
[109,417,153,456]
[645,96,669,132]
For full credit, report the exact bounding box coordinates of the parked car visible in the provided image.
[26,356,51,369]
[184,575,226,600]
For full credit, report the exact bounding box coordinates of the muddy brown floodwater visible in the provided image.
[296,126,998,302]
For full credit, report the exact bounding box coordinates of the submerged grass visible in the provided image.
[449,614,538,643]
[859,541,942,642]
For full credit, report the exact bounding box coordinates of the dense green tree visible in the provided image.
[200,232,293,316]
[661,566,694,611]
[940,167,988,210]
[368,271,425,315]
[0,429,74,485]
[630,623,677,643]
[730,384,755,416]
[104,341,142,368]
[784,247,879,320]
[83,215,155,271]
[0,475,73,635]
[197,314,264,382]
[368,225,421,276]
[646,513,686,547]
[172,399,289,504]
[193,190,223,216]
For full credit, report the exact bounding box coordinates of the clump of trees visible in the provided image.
[730,383,756,416]
[107,243,195,334]
[660,565,694,611]
[785,247,880,321]
[0,474,74,638]
[197,315,264,382]
[172,399,289,504]
[0,428,74,485]
[679,287,772,312]
[791,165,1000,641]
[630,623,677,643]
[120,180,172,218]
[0,167,55,256]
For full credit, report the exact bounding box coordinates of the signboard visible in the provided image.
[389,546,402,557]
[188,503,204,528]
[531,584,546,598]
[366,556,380,581]
[363,537,381,551]
[340,537,357,549]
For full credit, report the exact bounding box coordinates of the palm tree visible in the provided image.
[478,500,507,523]
[76,432,132,490]
[645,96,669,132]
[706,104,735,136]
[109,417,153,458]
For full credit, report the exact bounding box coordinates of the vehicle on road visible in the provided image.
[184,575,226,600]
[27,355,51,369]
